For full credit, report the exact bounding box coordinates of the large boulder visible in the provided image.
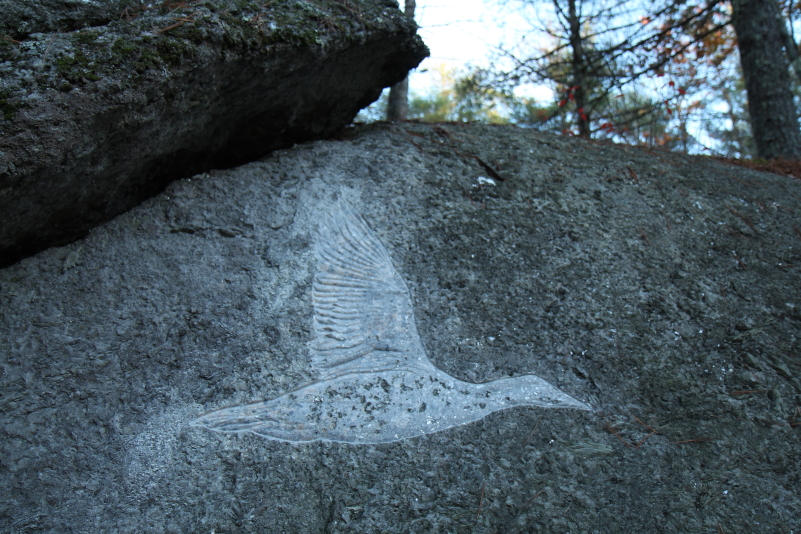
[1,122,800,532]
[0,0,427,267]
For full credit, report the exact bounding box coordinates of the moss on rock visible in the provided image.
[0,90,23,121]
[55,50,101,84]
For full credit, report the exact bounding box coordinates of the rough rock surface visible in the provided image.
[1,123,800,532]
[0,0,427,267]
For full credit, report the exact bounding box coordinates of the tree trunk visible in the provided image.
[386,0,416,121]
[772,0,801,85]
[566,0,590,138]
[386,78,409,122]
[730,0,801,159]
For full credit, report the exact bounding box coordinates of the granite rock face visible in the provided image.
[0,0,427,267]
[1,123,800,532]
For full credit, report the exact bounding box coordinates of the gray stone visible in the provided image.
[0,0,427,267]
[2,123,800,532]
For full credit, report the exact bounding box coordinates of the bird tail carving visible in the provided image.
[190,402,278,433]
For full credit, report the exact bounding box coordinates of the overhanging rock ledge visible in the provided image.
[0,0,428,267]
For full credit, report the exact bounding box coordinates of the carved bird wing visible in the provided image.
[310,202,436,380]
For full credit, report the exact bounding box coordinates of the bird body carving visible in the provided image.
[192,203,589,444]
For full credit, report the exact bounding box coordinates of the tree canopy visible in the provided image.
[386,0,801,160]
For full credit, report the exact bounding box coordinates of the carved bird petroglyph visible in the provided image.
[191,203,590,444]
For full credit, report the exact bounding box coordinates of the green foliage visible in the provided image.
[409,92,453,122]
[356,64,570,130]
[508,98,565,131]
[406,65,512,123]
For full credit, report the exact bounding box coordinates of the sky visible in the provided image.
[382,0,550,104]
[403,0,525,95]
[414,0,502,70]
